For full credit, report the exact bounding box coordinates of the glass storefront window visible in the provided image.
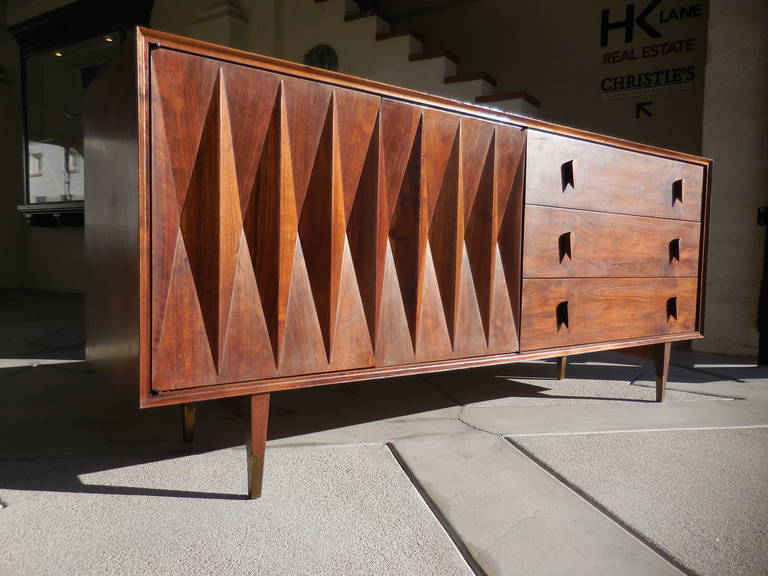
[23,33,120,205]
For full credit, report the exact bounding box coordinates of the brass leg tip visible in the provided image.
[247,454,265,499]
[182,404,197,443]
[556,357,567,380]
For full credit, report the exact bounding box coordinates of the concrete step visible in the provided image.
[441,73,496,101]
[407,53,458,82]
[345,8,391,35]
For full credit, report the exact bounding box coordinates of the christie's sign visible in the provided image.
[599,0,705,101]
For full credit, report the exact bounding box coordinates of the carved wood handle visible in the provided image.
[673,179,685,205]
[556,300,569,331]
[666,297,678,321]
[560,160,575,192]
[559,232,572,263]
[669,238,680,263]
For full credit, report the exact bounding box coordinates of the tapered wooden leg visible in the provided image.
[556,356,567,380]
[181,404,196,443]
[655,342,672,402]
[246,393,270,499]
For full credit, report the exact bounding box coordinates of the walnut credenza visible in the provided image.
[85,28,711,498]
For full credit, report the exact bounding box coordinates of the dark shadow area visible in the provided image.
[0,289,748,499]
[0,451,250,501]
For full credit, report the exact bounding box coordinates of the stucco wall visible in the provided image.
[385,0,709,154]
[692,0,768,356]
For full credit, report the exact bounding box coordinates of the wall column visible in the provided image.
[693,0,768,357]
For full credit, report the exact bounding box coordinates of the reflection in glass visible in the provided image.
[24,33,119,204]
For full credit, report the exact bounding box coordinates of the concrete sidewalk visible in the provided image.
[0,290,766,575]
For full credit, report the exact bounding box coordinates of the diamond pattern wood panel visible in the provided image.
[150,49,524,391]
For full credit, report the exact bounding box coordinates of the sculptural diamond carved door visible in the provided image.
[375,100,525,366]
[148,48,525,392]
[149,49,379,390]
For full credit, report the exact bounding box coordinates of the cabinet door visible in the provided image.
[149,48,377,391]
[374,101,526,366]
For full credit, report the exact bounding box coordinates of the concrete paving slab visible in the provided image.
[265,374,468,446]
[671,349,768,382]
[392,430,684,576]
[4,290,768,576]
[463,398,768,436]
[0,444,473,576]
[269,407,467,447]
[632,364,749,399]
[509,427,768,576]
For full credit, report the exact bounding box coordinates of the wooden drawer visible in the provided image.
[523,205,701,278]
[526,131,704,221]
[520,277,698,351]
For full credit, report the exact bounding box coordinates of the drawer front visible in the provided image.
[523,205,701,278]
[520,278,698,351]
[526,131,704,221]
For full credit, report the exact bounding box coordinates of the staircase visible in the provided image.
[280,0,539,117]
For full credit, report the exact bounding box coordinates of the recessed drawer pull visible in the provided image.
[673,179,685,205]
[669,238,680,263]
[556,301,569,331]
[559,232,572,263]
[666,297,678,321]
[561,160,575,192]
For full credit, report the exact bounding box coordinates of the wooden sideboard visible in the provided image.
[85,28,711,498]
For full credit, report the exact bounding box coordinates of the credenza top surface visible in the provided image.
[135,27,710,168]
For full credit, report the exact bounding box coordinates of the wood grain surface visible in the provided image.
[523,205,701,278]
[85,29,711,408]
[520,277,698,351]
[147,48,526,391]
[84,42,142,404]
[526,131,704,221]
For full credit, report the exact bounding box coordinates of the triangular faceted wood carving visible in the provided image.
[179,70,241,371]
[496,127,526,315]
[282,77,332,215]
[388,116,426,350]
[347,114,384,348]
[150,64,183,345]
[465,131,496,344]
[423,110,460,224]
[461,118,494,227]
[153,231,218,390]
[244,81,297,366]
[299,95,345,360]
[381,100,422,226]
[151,50,219,209]
[221,65,280,216]
[334,89,380,223]
[428,124,462,347]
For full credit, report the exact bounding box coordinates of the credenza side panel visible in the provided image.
[85,41,143,404]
